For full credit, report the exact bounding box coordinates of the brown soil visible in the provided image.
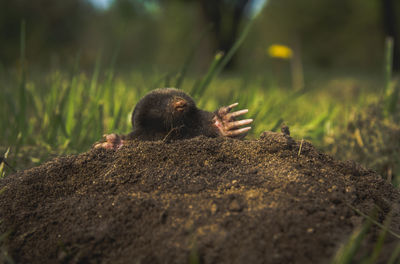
[1,132,399,264]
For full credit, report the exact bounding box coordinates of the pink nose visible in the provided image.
[173,99,187,112]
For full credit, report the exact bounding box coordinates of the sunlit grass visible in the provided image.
[0,63,384,170]
[0,9,398,263]
[0,47,397,264]
[0,16,392,176]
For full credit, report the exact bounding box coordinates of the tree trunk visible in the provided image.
[199,0,250,70]
[382,0,400,72]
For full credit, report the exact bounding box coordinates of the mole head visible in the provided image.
[132,88,197,132]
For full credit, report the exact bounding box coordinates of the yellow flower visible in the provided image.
[267,44,293,59]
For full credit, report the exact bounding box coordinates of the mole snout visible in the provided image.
[171,97,188,112]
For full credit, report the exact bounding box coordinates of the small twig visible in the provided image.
[387,167,393,183]
[162,126,184,142]
[297,138,304,157]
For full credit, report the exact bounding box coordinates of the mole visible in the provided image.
[94,88,253,150]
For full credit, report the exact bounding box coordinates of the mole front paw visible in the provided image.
[94,133,125,150]
[214,103,253,138]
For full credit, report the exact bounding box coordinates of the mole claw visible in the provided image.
[227,102,239,110]
[94,142,110,149]
[94,133,124,150]
[106,134,119,142]
[227,109,249,120]
[227,127,251,137]
[227,119,253,129]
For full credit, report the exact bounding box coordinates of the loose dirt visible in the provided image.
[1,132,399,263]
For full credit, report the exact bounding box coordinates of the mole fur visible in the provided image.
[126,88,219,141]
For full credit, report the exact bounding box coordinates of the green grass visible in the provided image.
[0,18,394,175]
[331,205,400,264]
[0,72,398,264]
[0,65,382,168]
[2,63,398,263]
[0,56,392,171]
[0,18,399,264]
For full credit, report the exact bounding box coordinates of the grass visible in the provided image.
[331,205,400,264]
[0,65,383,170]
[0,17,395,176]
[0,18,399,264]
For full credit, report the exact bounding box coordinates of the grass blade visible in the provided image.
[383,36,393,96]
[363,214,392,264]
[331,218,372,264]
[191,51,224,98]
[346,203,400,239]
[18,20,27,143]
[388,242,400,264]
[213,20,253,78]
[175,24,212,89]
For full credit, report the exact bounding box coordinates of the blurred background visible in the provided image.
[1,0,399,75]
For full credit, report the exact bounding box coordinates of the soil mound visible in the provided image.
[1,132,399,263]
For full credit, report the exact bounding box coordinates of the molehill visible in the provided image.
[0,132,399,263]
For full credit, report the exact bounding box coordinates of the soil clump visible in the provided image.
[0,132,399,263]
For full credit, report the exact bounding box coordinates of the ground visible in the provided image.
[0,132,399,263]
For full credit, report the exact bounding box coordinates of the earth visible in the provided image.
[0,132,399,263]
